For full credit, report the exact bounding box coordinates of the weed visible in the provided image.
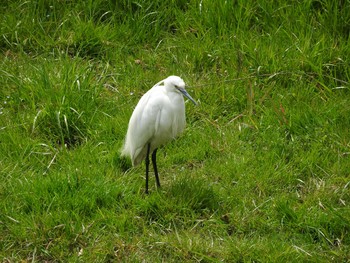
[1,0,349,261]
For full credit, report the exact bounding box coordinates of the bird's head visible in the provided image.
[164,75,197,105]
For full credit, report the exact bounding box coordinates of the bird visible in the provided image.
[121,75,197,194]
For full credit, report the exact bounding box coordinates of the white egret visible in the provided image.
[121,76,197,194]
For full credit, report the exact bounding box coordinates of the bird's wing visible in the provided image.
[126,88,172,165]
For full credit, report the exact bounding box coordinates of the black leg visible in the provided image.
[145,143,151,194]
[152,148,161,188]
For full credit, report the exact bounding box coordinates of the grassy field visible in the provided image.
[1,0,350,261]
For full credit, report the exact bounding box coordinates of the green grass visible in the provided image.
[1,0,350,261]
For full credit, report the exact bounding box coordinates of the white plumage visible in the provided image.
[121,75,196,193]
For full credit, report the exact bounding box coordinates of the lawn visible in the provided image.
[1,0,349,261]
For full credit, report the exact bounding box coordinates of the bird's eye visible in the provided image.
[174,85,179,89]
